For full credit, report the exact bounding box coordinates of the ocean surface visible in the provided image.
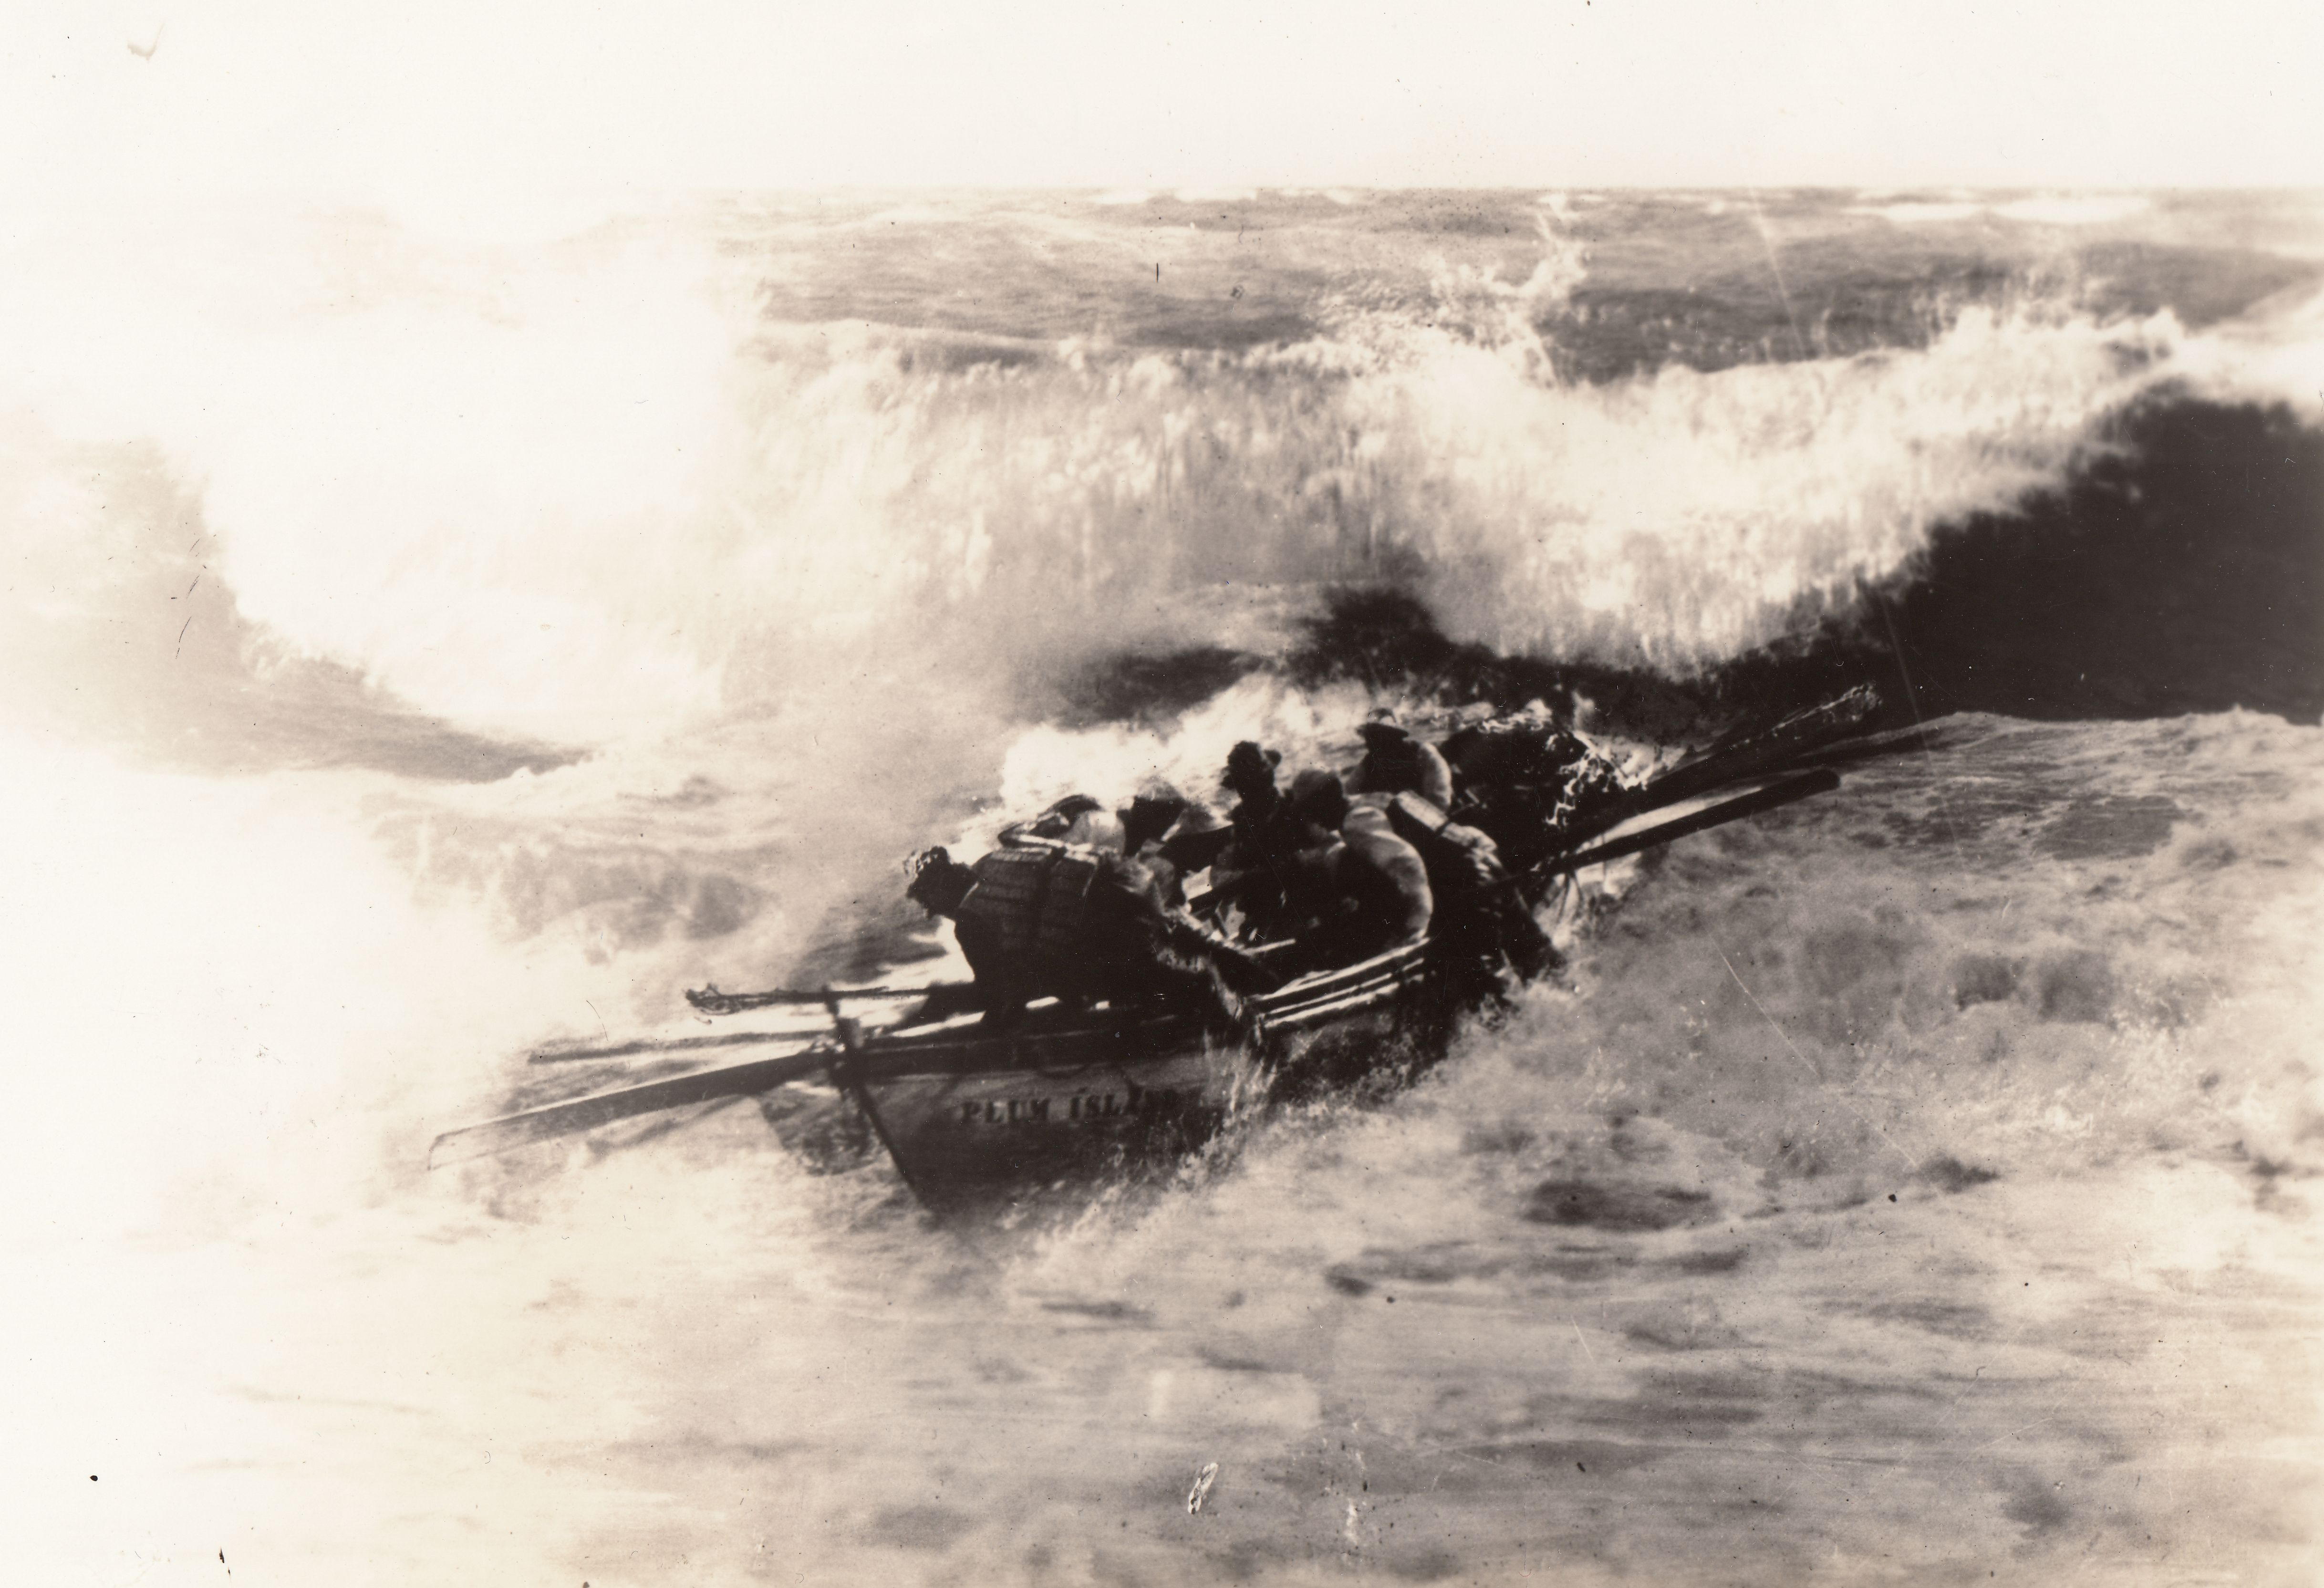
[3,187,2320,1585]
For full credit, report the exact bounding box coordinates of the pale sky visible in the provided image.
[4,0,2317,237]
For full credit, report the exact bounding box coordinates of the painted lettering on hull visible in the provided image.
[956,1096,1055,1125]
[957,1083,1190,1126]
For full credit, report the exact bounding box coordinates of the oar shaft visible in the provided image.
[1551,768,1839,874]
[685,984,940,1016]
[429,1043,835,1168]
[532,1027,824,1065]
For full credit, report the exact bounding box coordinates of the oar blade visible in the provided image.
[429,1043,835,1168]
[1551,767,1841,874]
[531,1025,830,1065]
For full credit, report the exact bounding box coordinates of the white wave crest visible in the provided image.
[2,201,2302,758]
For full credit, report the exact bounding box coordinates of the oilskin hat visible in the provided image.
[1161,800,1230,848]
[1222,741,1282,788]
[1119,784,1189,851]
[1159,802,1233,868]
[905,846,972,915]
[1286,767,1349,825]
[1355,708,1410,742]
[1163,803,1229,842]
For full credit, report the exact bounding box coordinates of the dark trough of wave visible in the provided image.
[1261,393,2322,740]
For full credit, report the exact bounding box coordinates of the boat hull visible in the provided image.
[851,1017,1243,1188]
[846,944,1435,1195]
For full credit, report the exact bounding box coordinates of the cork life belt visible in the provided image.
[957,845,1110,965]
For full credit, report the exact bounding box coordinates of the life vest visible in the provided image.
[1380,791,1506,895]
[955,844,1120,969]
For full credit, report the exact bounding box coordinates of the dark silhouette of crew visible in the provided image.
[1281,768,1433,968]
[1345,708,1455,809]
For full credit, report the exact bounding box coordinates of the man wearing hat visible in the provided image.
[1116,783,1190,858]
[1137,801,1234,910]
[1209,741,1301,938]
[1345,708,1456,810]
[904,840,1255,1029]
[1219,741,1282,822]
[1003,792,1126,852]
[1283,767,1433,966]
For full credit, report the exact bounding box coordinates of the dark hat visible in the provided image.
[1222,740,1283,788]
[905,845,973,914]
[1160,802,1233,865]
[1162,802,1229,843]
[1286,767,1349,825]
[1355,707,1410,742]
[1121,791,1187,822]
[1043,793,1104,819]
[1118,778,1185,818]
[1119,789,1190,852]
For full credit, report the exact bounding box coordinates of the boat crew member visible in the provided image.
[1137,801,1234,910]
[1208,741,1302,938]
[1092,783,1233,911]
[1376,789,1563,996]
[1283,768,1433,967]
[1219,741,1284,834]
[905,844,1249,1030]
[1001,793,1126,852]
[1434,711,1621,868]
[1345,709,1456,810]
[1117,785,1190,859]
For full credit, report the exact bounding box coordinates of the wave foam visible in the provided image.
[3,202,2310,761]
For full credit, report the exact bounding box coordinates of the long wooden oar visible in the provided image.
[1546,766,1840,875]
[428,1042,838,1168]
[1639,685,1879,808]
[684,983,944,1016]
[1545,687,1879,851]
[531,1028,825,1065]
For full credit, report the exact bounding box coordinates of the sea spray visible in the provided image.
[15,197,2310,766]
[0,740,616,1245]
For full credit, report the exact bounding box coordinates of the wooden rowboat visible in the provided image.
[824,941,1436,1199]
[430,706,1909,1206]
[432,938,1441,1206]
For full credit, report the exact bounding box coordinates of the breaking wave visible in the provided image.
[9,210,2318,758]
[2,193,2317,1011]
[2,198,2311,1040]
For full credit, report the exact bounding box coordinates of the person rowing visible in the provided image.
[1281,768,1433,970]
[904,839,1261,1032]
[1130,799,1235,911]
[999,792,1126,851]
[1372,788,1563,998]
[1344,708,1455,810]
[1207,740,1306,940]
